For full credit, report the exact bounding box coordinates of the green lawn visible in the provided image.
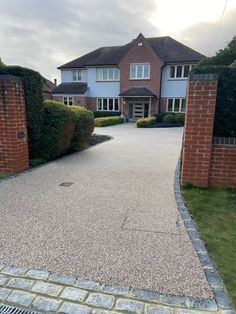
[183,186,236,308]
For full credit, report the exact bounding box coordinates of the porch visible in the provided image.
[119,87,158,121]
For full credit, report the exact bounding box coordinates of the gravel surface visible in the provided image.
[0,124,213,298]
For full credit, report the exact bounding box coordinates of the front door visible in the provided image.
[128,102,150,120]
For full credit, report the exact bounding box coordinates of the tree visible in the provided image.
[0,57,6,67]
[199,36,236,66]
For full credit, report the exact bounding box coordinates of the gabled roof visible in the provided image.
[52,82,88,94]
[119,87,156,97]
[58,36,205,69]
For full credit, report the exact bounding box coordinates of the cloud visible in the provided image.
[0,0,235,81]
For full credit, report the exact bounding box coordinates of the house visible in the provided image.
[52,33,204,120]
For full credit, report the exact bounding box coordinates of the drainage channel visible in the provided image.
[0,304,41,314]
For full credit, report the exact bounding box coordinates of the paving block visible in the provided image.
[1,265,28,276]
[7,278,34,290]
[61,287,88,302]
[59,302,90,314]
[26,269,50,280]
[86,293,115,309]
[0,287,11,300]
[32,281,62,297]
[131,288,158,301]
[145,304,174,314]
[102,284,129,296]
[213,287,232,309]
[176,310,204,314]
[159,294,187,307]
[7,290,35,306]
[75,279,101,291]
[115,298,144,314]
[49,272,76,285]
[33,296,61,312]
[187,297,217,311]
[0,274,9,286]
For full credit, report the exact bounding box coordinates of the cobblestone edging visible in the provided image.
[174,160,235,314]
[0,263,234,314]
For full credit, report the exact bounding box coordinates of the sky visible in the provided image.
[0,0,235,82]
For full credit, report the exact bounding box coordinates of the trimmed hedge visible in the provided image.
[39,100,94,160]
[174,113,185,125]
[70,106,94,151]
[93,111,121,118]
[163,113,176,123]
[0,65,44,158]
[136,117,156,128]
[192,65,236,136]
[95,116,124,127]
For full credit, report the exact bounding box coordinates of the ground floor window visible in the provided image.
[167,98,186,113]
[97,98,119,111]
[63,96,74,106]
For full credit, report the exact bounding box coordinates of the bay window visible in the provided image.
[167,98,186,113]
[97,98,119,111]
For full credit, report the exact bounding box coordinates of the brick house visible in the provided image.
[53,33,204,120]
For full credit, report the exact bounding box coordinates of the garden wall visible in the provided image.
[181,74,236,189]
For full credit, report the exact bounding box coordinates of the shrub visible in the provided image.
[95,116,124,127]
[174,113,185,125]
[136,117,156,128]
[70,106,94,151]
[93,111,121,118]
[155,112,166,122]
[0,66,44,158]
[39,100,78,160]
[163,113,176,123]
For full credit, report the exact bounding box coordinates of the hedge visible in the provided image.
[70,106,94,151]
[192,65,236,137]
[0,65,44,158]
[93,111,121,118]
[163,113,176,124]
[174,113,185,125]
[39,100,94,160]
[95,116,124,127]
[136,117,156,128]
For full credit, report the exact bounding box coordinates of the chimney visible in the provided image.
[54,78,57,86]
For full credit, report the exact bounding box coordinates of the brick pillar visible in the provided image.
[0,75,29,173]
[181,74,218,187]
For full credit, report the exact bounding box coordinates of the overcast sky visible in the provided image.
[0,0,235,81]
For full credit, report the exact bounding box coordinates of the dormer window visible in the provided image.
[72,70,82,81]
[138,42,143,47]
[130,63,150,79]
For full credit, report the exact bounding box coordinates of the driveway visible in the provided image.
[0,124,212,298]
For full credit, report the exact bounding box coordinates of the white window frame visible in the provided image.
[72,70,82,81]
[63,96,74,106]
[169,65,193,79]
[96,68,120,81]
[166,98,186,113]
[96,98,119,111]
[130,63,150,80]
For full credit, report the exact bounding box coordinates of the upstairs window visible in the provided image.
[130,63,150,79]
[169,65,193,79]
[63,96,74,106]
[97,68,120,81]
[72,70,82,81]
[167,98,186,113]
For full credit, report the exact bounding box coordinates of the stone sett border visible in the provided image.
[174,160,235,314]
[0,160,235,313]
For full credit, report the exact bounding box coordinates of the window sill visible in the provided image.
[96,80,120,82]
[129,78,150,81]
[168,78,188,81]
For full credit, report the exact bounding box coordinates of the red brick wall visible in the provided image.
[0,75,29,173]
[181,74,218,187]
[209,144,236,188]
[119,34,163,97]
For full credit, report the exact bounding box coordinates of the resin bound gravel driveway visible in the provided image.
[0,124,213,299]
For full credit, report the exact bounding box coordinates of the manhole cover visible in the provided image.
[60,182,74,187]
